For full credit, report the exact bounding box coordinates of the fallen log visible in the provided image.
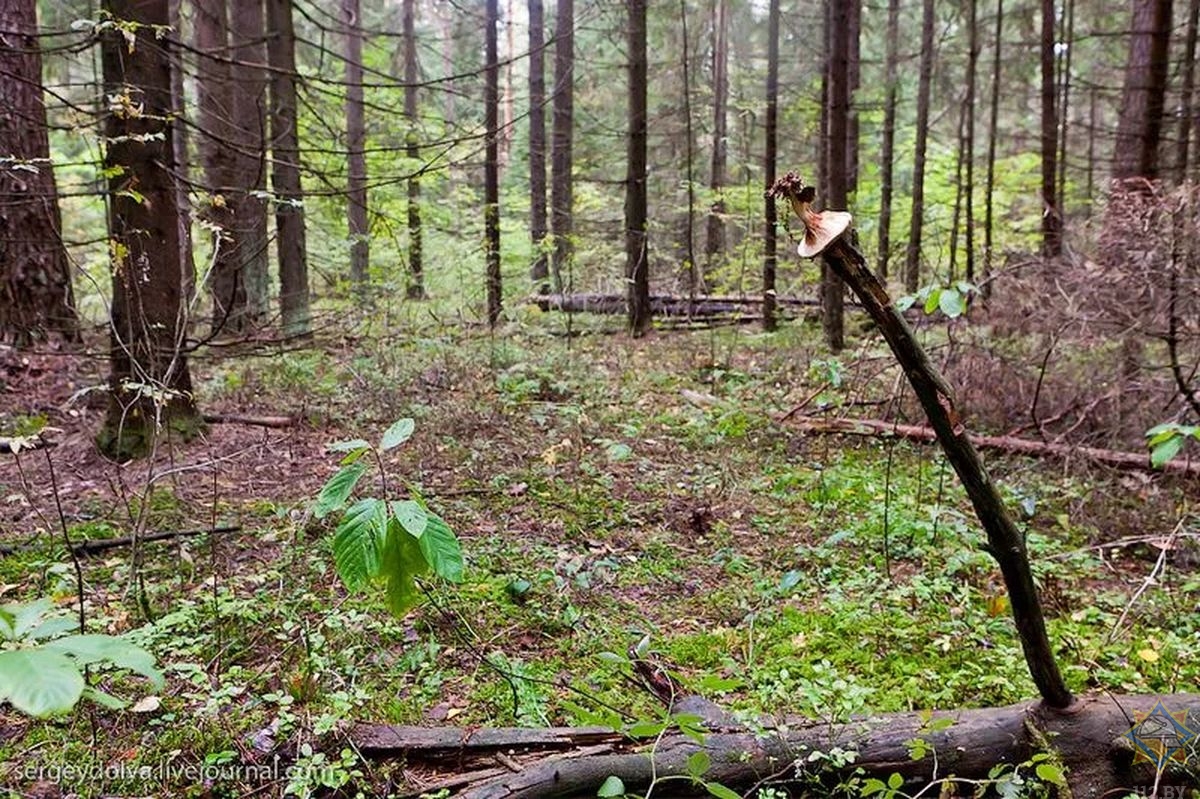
[530,293,823,317]
[786,415,1200,477]
[0,524,242,556]
[354,693,1200,799]
[202,413,299,428]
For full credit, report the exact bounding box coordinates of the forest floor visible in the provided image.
[0,316,1197,798]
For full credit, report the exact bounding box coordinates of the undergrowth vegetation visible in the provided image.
[0,317,1197,797]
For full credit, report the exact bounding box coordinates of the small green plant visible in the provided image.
[1145,422,1199,468]
[896,282,977,318]
[314,418,464,616]
[0,598,163,717]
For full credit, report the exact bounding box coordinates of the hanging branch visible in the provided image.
[769,172,1074,710]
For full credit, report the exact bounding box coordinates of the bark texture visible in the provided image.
[1113,0,1173,181]
[550,0,574,292]
[403,0,424,299]
[624,0,650,336]
[344,0,369,288]
[528,0,549,293]
[0,0,78,344]
[484,0,502,326]
[99,0,203,459]
[904,0,935,292]
[702,0,729,284]
[762,0,779,331]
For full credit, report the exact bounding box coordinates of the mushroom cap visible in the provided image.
[797,210,853,258]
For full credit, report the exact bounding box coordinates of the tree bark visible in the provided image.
[403,0,424,300]
[550,0,574,293]
[822,0,853,352]
[355,694,1200,799]
[1176,0,1199,180]
[343,0,369,289]
[762,0,779,332]
[702,0,729,284]
[0,0,78,344]
[265,0,310,335]
[625,0,650,337]
[679,0,699,297]
[98,0,203,459]
[1040,0,1062,258]
[876,0,900,281]
[983,0,1003,297]
[904,0,935,292]
[528,0,549,293]
[226,0,269,325]
[1113,0,1173,182]
[964,0,978,282]
[485,0,502,326]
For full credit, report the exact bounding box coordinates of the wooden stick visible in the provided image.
[786,415,1200,477]
[202,413,299,428]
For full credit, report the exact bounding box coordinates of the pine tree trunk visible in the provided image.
[679,0,699,296]
[550,0,574,292]
[98,0,202,459]
[266,0,310,335]
[1113,0,1173,182]
[823,0,854,353]
[964,0,978,283]
[703,0,729,284]
[762,0,779,332]
[983,0,1003,297]
[528,0,549,293]
[403,0,424,299]
[228,0,268,325]
[1040,0,1061,258]
[0,0,78,344]
[904,0,935,293]
[877,0,900,281]
[1056,0,1074,211]
[485,0,502,326]
[344,0,369,289]
[1176,0,1199,180]
[625,0,650,337]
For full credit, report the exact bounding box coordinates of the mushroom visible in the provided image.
[767,173,853,259]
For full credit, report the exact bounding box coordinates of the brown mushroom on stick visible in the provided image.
[770,171,1075,711]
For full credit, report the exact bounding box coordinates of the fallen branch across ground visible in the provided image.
[0,524,242,556]
[530,293,826,317]
[201,413,299,428]
[352,693,1200,799]
[785,415,1200,477]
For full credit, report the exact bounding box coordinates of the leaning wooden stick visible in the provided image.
[770,172,1074,709]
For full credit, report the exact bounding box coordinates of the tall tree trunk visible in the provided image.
[823,0,853,352]
[1056,0,1075,211]
[485,0,502,326]
[1040,0,1061,258]
[194,0,237,329]
[168,0,195,306]
[266,0,310,335]
[228,0,268,325]
[1112,0,1173,182]
[440,4,456,129]
[846,0,861,197]
[528,0,549,293]
[403,0,424,299]
[344,0,369,289]
[625,0,650,337]
[964,0,978,282]
[679,0,698,297]
[877,0,900,281]
[762,0,779,332]
[0,0,78,344]
[983,0,1003,297]
[550,0,574,292]
[904,0,935,293]
[98,0,202,459]
[703,0,729,285]
[1176,0,1199,180]
[500,0,514,176]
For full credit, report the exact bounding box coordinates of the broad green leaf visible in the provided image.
[0,607,13,640]
[887,773,903,790]
[314,462,368,519]
[391,500,428,538]
[895,295,916,312]
[27,616,78,641]
[860,778,887,796]
[0,649,85,717]
[938,288,965,318]
[332,498,388,591]
[380,418,415,451]
[4,598,53,640]
[82,685,128,710]
[705,781,741,799]
[923,288,941,315]
[1035,763,1066,786]
[42,634,164,689]
[380,525,429,616]
[419,515,464,583]
[1146,423,1181,446]
[626,720,667,738]
[327,438,370,453]
[597,776,626,798]
[1150,435,1185,468]
[687,751,711,779]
